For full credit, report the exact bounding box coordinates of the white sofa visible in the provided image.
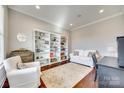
[3,56,41,88]
[70,50,101,67]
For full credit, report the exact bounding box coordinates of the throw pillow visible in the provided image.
[79,50,84,56]
[73,50,79,56]
[83,50,90,57]
[17,63,27,69]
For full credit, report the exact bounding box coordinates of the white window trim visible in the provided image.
[0,5,4,65]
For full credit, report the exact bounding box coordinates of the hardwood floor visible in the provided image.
[3,60,98,88]
[73,69,98,88]
[2,79,10,88]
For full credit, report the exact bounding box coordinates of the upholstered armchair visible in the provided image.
[3,56,41,88]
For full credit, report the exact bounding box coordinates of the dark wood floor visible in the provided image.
[3,61,98,88]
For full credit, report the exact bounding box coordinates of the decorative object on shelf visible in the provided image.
[8,48,34,63]
[17,33,27,42]
[50,52,54,58]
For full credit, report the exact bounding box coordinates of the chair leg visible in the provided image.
[94,70,97,82]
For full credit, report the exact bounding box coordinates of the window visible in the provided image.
[0,6,4,65]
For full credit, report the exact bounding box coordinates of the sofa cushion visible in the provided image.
[73,50,80,56]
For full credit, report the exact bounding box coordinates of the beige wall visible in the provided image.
[3,6,9,58]
[8,9,69,54]
[70,14,124,56]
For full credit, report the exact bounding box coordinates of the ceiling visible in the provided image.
[8,5,124,31]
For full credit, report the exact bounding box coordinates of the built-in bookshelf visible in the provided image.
[50,34,61,63]
[34,30,50,66]
[61,36,68,61]
[34,29,68,66]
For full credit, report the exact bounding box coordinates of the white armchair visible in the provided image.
[3,56,41,88]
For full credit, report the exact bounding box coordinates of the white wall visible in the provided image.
[8,9,69,54]
[70,14,124,56]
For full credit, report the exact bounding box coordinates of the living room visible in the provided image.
[1,4,124,89]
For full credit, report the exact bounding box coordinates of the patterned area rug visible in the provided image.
[41,63,93,88]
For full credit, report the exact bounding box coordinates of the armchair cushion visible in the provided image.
[7,67,39,87]
[23,62,40,68]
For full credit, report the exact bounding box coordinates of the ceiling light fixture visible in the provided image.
[35,5,40,9]
[99,9,104,13]
[70,24,73,26]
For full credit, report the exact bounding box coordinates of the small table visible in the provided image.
[97,56,124,88]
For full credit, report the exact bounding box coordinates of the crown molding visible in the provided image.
[70,12,124,31]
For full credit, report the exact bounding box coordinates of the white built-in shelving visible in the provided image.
[33,29,68,66]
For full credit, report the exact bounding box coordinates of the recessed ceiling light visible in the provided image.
[99,9,104,13]
[70,24,73,26]
[35,5,40,9]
